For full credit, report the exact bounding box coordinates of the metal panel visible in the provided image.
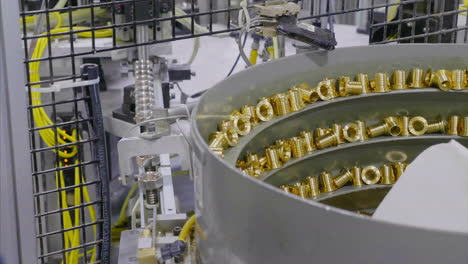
[191,44,468,263]
[0,0,37,262]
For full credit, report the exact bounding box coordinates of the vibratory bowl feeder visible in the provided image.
[191,45,468,263]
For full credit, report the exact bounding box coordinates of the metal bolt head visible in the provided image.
[136,155,155,169]
[140,171,163,190]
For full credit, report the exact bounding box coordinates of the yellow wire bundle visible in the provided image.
[29,20,111,263]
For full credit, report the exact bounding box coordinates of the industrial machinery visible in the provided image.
[1,0,468,264]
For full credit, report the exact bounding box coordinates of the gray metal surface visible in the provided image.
[191,44,468,264]
[0,0,37,262]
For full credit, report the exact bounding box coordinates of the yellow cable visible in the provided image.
[178,215,196,243]
[119,183,138,220]
[249,49,258,65]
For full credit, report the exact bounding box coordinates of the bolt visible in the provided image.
[173,226,182,236]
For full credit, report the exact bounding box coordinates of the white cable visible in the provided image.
[188,37,200,64]
[272,36,280,59]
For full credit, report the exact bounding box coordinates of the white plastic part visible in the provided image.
[373,140,468,233]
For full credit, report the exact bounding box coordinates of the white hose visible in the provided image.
[272,36,280,59]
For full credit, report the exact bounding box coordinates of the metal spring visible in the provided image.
[146,189,159,205]
[134,60,155,123]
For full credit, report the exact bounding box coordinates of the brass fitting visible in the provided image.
[231,113,252,136]
[384,117,402,136]
[338,76,351,96]
[314,127,332,138]
[209,131,228,149]
[279,185,291,193]
[399,116,410,136]
[343,123,361,143]
[451,69,466,90]
[392,70,408,90]
[275,139,292,163]
[380,164,395,185]
[317,79,336,100]
[331,124,345,144]
[333,169,353,188]
[243,165,262,178]
[236,159,246,169]
[426,119,447,134]
[299,130,316,153]
[292,182,309,198]
[361,166,381,185]
[351,166,363,187]
[210,147,224,158]
[409,68,425,88]
[345,81,366,96]
[367,122,389,138]
[356,120,368,141]
[447,115,461,135]
[408,116,428,136]
[320,171,336,193]
[392,162,407,181]
[218,119,233,132]
[271,93,291,116]
[424,69,434,87]
[256,97,275,122]
[356,73,370,92]
[371,73,390,93]
[246,153,261,168]
[259,156,268,169]
[434,69,452,91]
[460,117,468,137]
[316,132,339,149]
[299,86,320,103]
[265,147,282,169]
[306,176,320,198]
[290,137,306,158]
[224,129,239,147]
[289,88,305,112]
[241,105,259,126]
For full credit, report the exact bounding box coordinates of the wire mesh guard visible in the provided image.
[18,0,468,263]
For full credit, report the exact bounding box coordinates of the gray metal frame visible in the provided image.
[0,0,37,262]
[192,44,468,264]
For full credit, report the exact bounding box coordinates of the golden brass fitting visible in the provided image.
[246,153,261,168]
[371,73,390,93]
[333,169,353,188]
[345,81,366,96]
[451,69,466,90]
[259,156,268,169]
[265,147,282,169]
[209,131,228,149]
[460,117,468,137]
[408,116,428,136]
[392,70,408,90]
[351,166,363,187]
[279,185,291,193]
[392,162,407,181]
[331,124,345,144]
[447,115,461,135]
[289,88,305,112]
[236,159,246,169]
[218,119,233,132]
[275,139,292,163]
[299,130,316,153]
[367,122,389,138]
[210,147,224,158]
[338,76,351,96]
[231,114,252,136]
[224,129,239,147]
[243,165,261,178]
[271,93,291,116]
[384,117,402,136]
[289,185,300,196]
[380,164,395,185]
[314,127,332,138]
[316,132,339,149]
[256,97,275,122]
[306,176,320,198]
[299,86,320,103]
[317,79,336,100]
[320,171,336,193]
[409,68,425,88]
[424,69,434,87]
[361,166,381,185]
[290,137,306,158]
[343,123,361,143]
[434,69,452,91]
[426,119,447,134]
[356,73,370,92]
[356,120,368,141]
[399,116,410,136]
[293,83,311,90]
[294,182,310,198]
[241,105,259,126]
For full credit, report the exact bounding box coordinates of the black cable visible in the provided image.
[226,32,248,77]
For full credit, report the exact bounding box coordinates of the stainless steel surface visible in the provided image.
[191,44,468,264]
